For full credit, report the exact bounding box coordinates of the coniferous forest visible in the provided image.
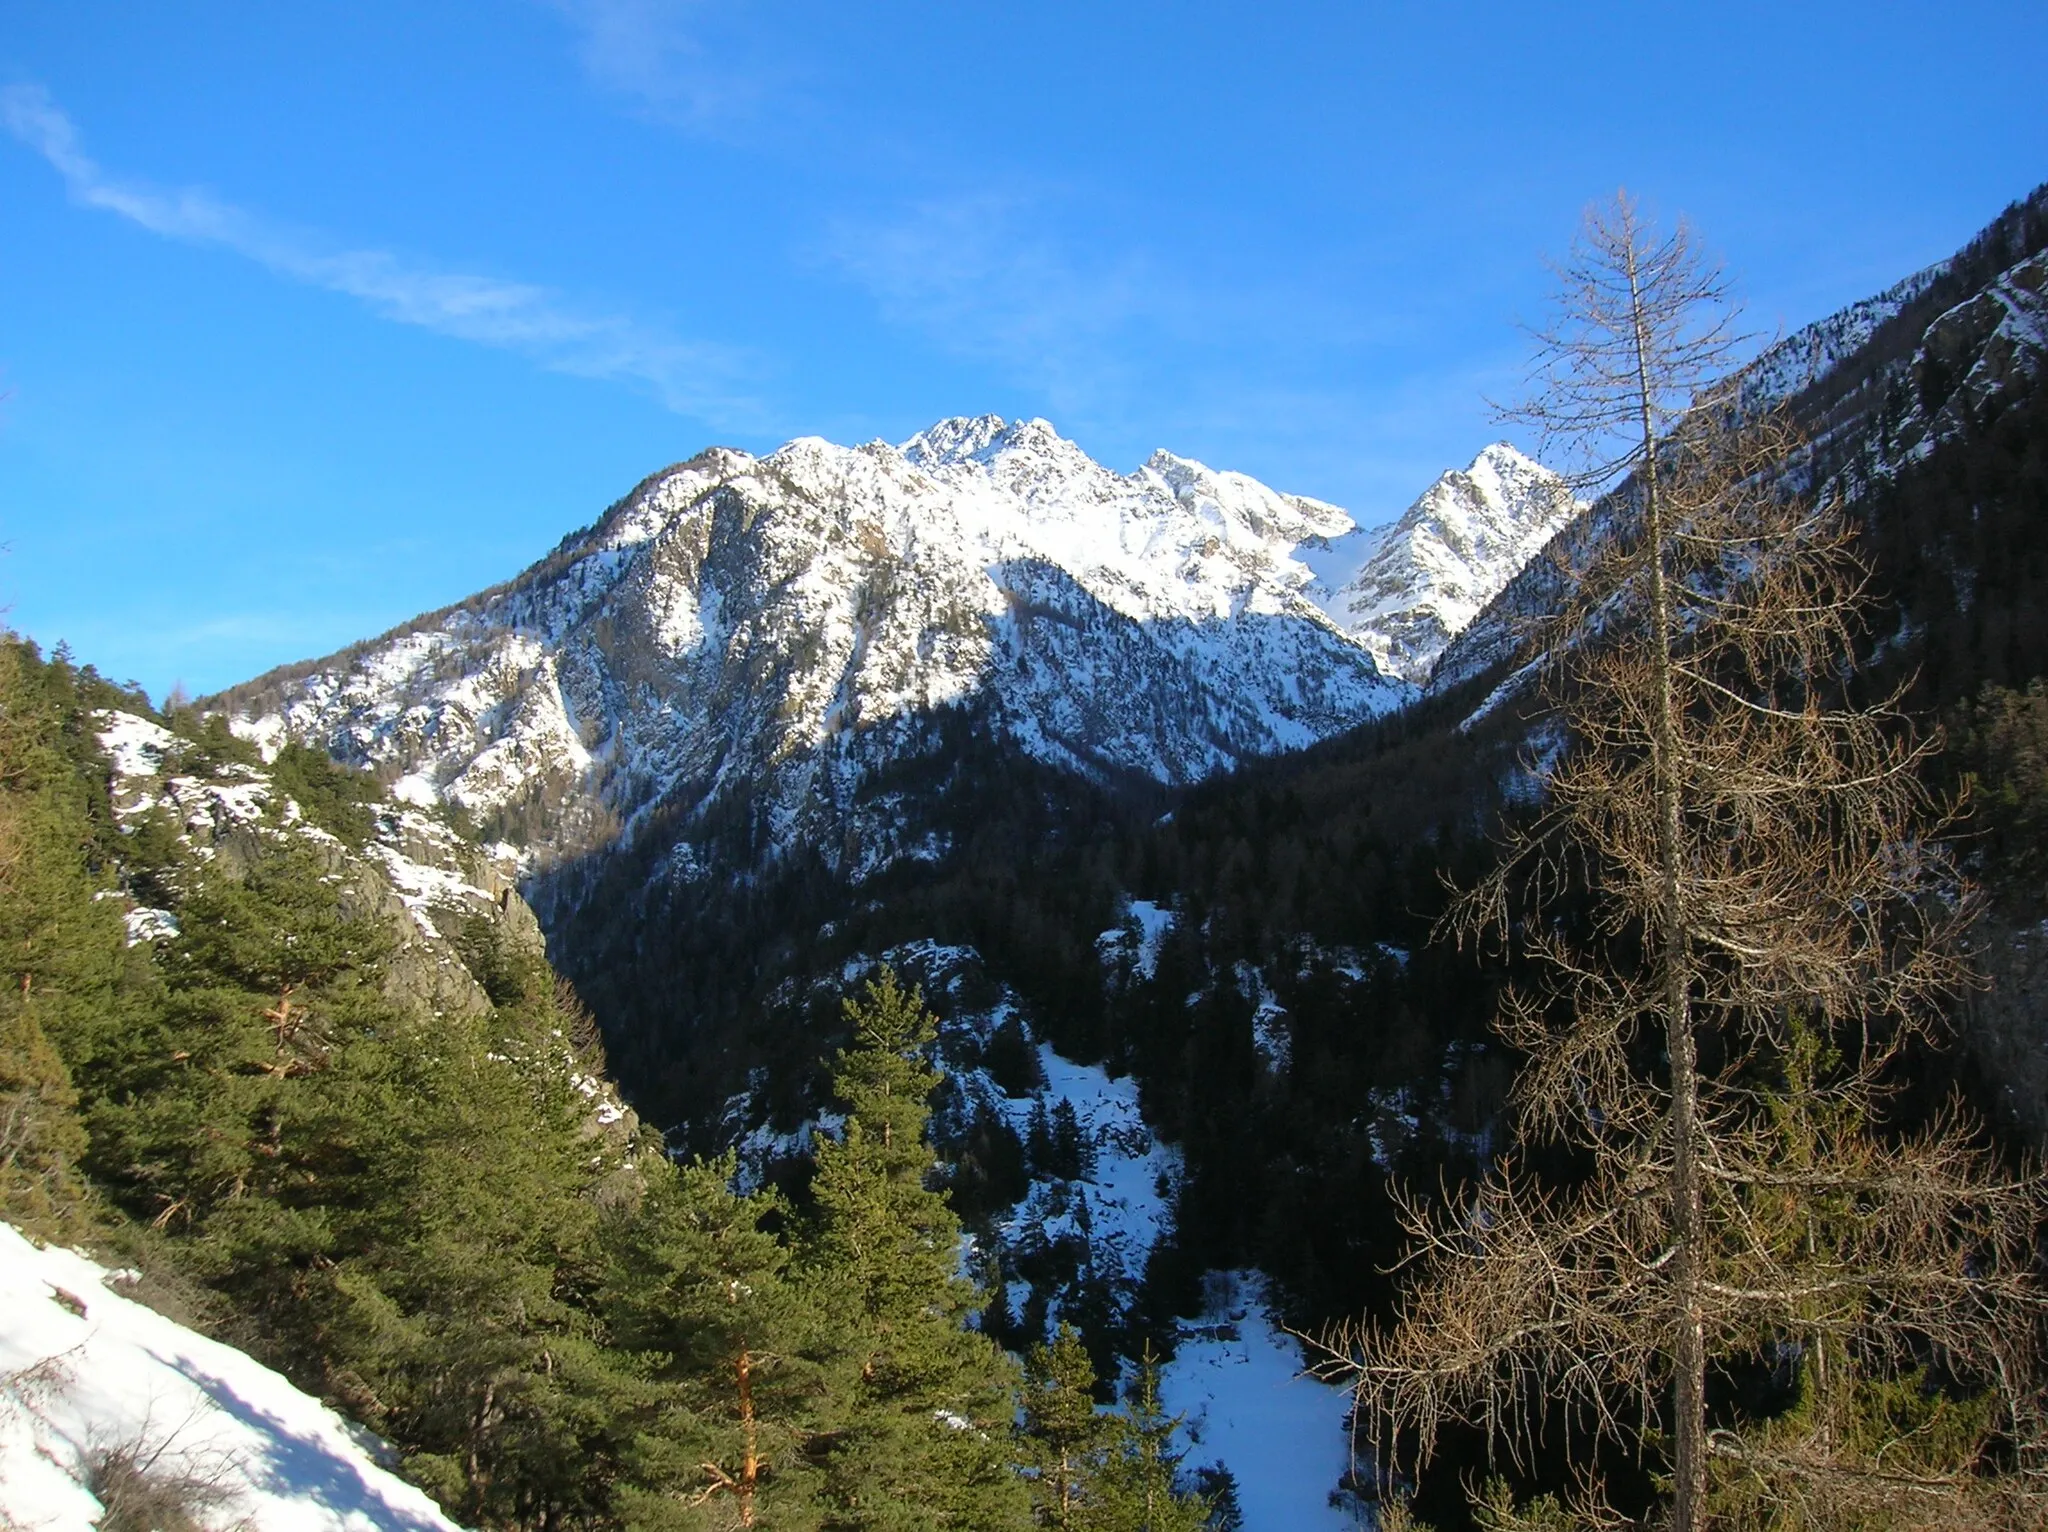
[0,640,1214,1528]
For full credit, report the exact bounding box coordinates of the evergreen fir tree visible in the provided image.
[1092,1347,1208,1532]
[804,970,1031,1531]
[0,997,89,1241]
[608,1152,823,1530]
[0,637,137,1240]
[1186,1467,1239,1532]
[1049,1100,1093,1183]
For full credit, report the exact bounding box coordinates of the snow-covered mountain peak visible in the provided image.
[1307,441,1580,685]
[1141,449,1353,549]
[216,417,1412,894]
[593,446,758,552]
[1464,440,1563,506]
[900,412,1013,466]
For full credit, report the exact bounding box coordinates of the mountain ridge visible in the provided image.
[210,418,1464,894]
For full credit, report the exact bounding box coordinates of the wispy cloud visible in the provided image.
[824,193,1185,419]
[825,191,1520,506]
[1,83,766,428]
[542,0,778,131]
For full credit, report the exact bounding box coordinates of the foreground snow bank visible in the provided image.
[0,1222,463,1532]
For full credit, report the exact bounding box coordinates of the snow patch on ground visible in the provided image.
[1233,961,1290,1070]
[95,714,180,781]
[997,1042,1179,1286]
[0,1221,464,1532]
[366,839,497,940]
[1160,1271,1364,1531]
[1097,898,1175,983]
[121,906,179,946]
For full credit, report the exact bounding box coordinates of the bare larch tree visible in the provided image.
[1318,194,2046,1530]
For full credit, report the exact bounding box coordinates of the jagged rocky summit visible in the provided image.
[213,419,1571,894]
[1305,443,1580,685]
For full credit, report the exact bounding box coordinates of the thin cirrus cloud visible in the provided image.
[542,0,784,133]
[823,193,1191,421]
[825,191,1517,510]
[1,83,765,429]
[823,193,1427,449]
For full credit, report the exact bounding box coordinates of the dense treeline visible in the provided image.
[0,636,1217,1530]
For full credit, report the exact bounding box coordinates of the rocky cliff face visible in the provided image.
[97,711,536,1021]
[95,707,640,1148]
[214,418,1416,894]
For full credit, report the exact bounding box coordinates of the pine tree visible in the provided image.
[608,1153,822,1530]
[1186,1467,1239,1532]
[0,998,89,1240]
[356,996,639,1530]
[76,837,400,1243]
[1090,1346,1208,1532]
[803,969,1031,1531]
[1022,1325,1109,1531]
[0,637,136,1240]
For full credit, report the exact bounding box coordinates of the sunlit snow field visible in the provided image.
[0,1222,461,1532]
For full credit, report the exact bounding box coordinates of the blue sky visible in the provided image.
[3,1,2044,698]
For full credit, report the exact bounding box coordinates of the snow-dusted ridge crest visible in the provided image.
[213,417,1439,887]
[1304,442,1581,685]
[1434,209,2048,702]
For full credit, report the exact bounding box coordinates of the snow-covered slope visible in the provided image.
[1160,1272,1363,1531]
[215,417,1410,890]
[1434,229,2048,703]
[1304,443,1579,684]
[1734,259,1952,417]
[0,1222,463,1532]
[751,939,1361,1530]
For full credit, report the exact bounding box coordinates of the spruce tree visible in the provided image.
[1090,1346,1208,1532]
[1022,1324,1109,1531]
[804,970,1030,1531]
[0,637,137,1240]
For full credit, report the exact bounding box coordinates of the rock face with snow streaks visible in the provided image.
[97,709,536,1024]
[1435,201,2048,701]
[215,417,1412,891]
[1310,442,1579,684]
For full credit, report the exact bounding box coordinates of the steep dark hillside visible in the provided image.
[1066,185,2048,1346]
[547,700,1158,1136]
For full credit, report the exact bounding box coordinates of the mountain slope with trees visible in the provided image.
[13,180,2048,1530]
[1,637,1224,1529]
